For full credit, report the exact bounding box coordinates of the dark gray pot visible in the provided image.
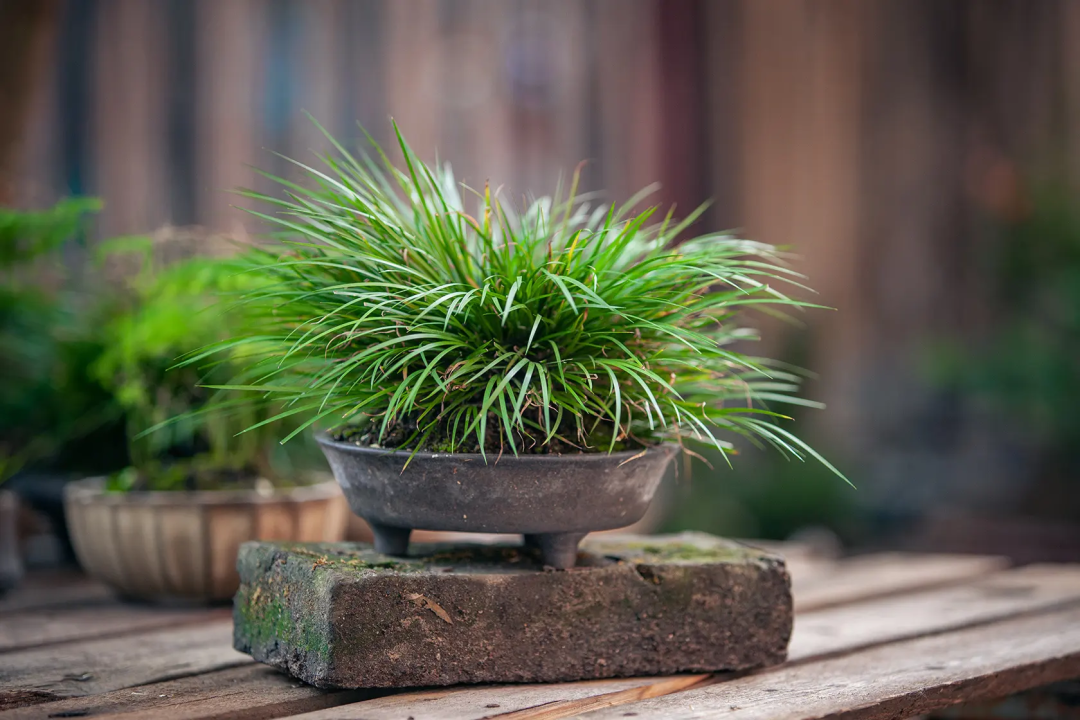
[317,435,679,568]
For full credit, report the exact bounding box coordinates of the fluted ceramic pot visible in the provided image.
[64,477,348,602]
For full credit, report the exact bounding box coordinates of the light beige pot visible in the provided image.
[64,477,348,602]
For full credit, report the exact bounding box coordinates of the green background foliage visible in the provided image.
[0,199,123,483]
[92,242,321,491]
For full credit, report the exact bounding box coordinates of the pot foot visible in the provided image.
[369,522,411,556]
[523,532,587,569]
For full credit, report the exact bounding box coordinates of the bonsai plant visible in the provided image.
[202,123,845,568]
[63,238,347,602]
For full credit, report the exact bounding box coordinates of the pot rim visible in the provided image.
[316,433,680,463]
[64,473,339,506]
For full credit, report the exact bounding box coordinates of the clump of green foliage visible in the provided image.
[0,197,100,266]
[932,184,1080,462]
[0,199,124,482]
[93,241,317,491]
[206,122,843,478]
[0,200,317,491]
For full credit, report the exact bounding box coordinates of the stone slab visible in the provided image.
[232,532,792,689]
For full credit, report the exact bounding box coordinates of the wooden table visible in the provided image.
[1,546,1078,719]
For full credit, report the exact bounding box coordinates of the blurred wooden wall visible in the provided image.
[9,0,1079,479]
[12,0,672,236]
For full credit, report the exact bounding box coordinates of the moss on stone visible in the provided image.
[637,542,747,562]
[234,559,332,666]
[268,542,418,571]
[233,536,793,689]
[235,584,291,649]
[585,533,763,565]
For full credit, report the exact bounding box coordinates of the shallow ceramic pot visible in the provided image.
[64,477,348,602]
[317,435,679,568]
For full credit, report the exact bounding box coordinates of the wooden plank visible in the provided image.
[0,552,1018,717]
[194,0,265,233]
[0,664,376,720]
[493,675,710,720]
[0,605,229,653]
[0,572,113,615]
[739,0,871,419]
[280,677,707,720]
[92,0,168,238]
[0,620,245,703]
[793,552,1008,611]
[292,564,1080,720]
[780,554,835,591]
[496,565,1080,719]
[594,0,663,215]
[791,564,1080,661]
[930,679,1080,719]
[568,606,1080,719]
[383,0,440,159]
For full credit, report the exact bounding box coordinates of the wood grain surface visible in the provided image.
[0,604,230,653]
[0,549,1076,720]
[793,552,1008,611]
[0,619,244,701]
[570,606,1080,719]
[0,664,373,720]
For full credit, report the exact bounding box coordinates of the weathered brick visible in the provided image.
[234,533,792,688]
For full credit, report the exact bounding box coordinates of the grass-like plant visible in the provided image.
[206,122,844,480]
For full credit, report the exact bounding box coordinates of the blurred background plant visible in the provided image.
[2,200,321,520]
[925,180,1080,525]
[90,239,322,492]
[0,198,125,484]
